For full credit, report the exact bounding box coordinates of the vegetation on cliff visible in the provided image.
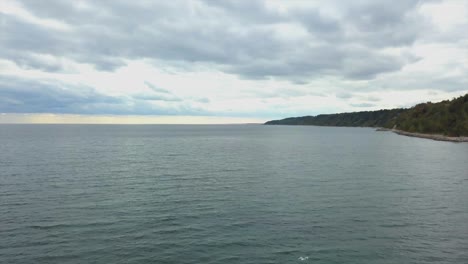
[265,93,468,136]
[390,94,468,136]
[265,109,405,127]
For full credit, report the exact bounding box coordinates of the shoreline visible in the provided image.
[379,128,468,143]
[266,123,468,142]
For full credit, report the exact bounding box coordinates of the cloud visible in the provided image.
[336,92,353,99]
[0,77,121,114]
[350,103,376,108]
[196,97,210,103]
[3,0,426,79]
[132,94,182,102]
[0,0,467,119]
[0,76,206,115]
[144,81,171,94]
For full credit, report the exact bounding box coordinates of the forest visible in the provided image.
[265,93,468,136]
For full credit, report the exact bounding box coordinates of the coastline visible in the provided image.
[267,123,468,142]
[382,129,468,143]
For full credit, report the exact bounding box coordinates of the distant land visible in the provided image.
[265,93,468,140]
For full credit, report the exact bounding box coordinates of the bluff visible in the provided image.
[265,93,468,137]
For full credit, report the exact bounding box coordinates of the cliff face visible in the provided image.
[265,94,468,137]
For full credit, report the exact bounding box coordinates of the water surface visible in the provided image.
[1,125,467,263]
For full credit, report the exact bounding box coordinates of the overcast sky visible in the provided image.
[1,0,467,123]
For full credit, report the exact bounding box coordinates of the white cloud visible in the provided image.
[420,0,468,31]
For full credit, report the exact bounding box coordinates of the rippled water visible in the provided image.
[1,124,467,263]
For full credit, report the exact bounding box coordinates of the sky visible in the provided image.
[1,0,467,124]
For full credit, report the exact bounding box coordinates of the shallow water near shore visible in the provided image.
[1,124,468,264]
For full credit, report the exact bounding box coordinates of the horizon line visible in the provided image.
[0,113,268,125]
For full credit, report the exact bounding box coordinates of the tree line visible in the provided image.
[265,93,468,136]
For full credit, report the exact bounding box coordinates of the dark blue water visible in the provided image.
[1,124,467,263]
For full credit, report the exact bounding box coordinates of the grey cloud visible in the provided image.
[195,97,210,103]
[200,0,283,24]
[135,82,182,102]
[10,54,66,73]
[417,77,468,92]
[3,0,432,80]
[244,87,324,99]
[336,93,381,102]
[3,0,465,118]
[0,77,122,114]
[0,14,125,71]
[0,16,67,71]
[372,73,468,93]
[342,52,405,80]
[336,0,433,48]
[294,9,343,42]
[0,77,206,115]
[350,103,376,108]
[1,16,63,53]
[363,96,381,102]
[336,92,353,99]
[144,82,171,94]
[132,94,182,102]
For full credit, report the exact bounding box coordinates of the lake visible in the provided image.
[1,124,467,263]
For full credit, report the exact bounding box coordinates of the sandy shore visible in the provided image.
[389,129,468,142]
